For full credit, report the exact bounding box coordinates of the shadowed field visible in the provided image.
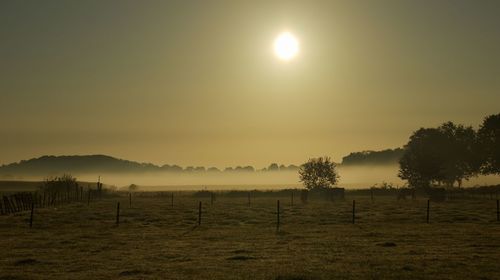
[1,193,499,279]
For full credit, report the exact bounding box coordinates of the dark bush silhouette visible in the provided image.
[341,148,404,166]
[299,157,339,190]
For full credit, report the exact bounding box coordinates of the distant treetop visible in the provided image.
[341,148,404,166]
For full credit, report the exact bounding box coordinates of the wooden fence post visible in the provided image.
[276,200,280,232]
[198,201,202,226]
[29,203,34,228]
[171,193,174,208]
[497,199,499,222]
[87,189,91,206]
[116,202,120,225]
[426,200,430,223]
[352,200,356,224]
[248,192,251,206]
[6,196,14,214]
[12,195,18,212]
[129,192,132,208]
[291,191,294,207]
[16,195,21,212]
[4,196,11,214]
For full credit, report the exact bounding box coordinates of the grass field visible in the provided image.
[1,192,499,279]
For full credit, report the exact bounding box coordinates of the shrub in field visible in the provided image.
[39,174,78,204]
[40,174,77,193]
[299,157,339,190]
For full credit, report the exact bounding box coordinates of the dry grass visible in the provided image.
[0,193,499,279]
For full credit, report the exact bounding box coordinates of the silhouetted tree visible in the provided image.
[299,157,339,190]
[242,166,255,172]
[162,164,183,172]
[438,122,480,186]
[234,166,244,172]
[194,166,206,172]
[207,167,220,172]
[399,128,445,188]
[399,122,479,188]
[287,164,300,171]
[478,113,500,175]
[268,163,279,171]
[341,148,404,165]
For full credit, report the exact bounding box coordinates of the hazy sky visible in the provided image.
[1,0,499,168]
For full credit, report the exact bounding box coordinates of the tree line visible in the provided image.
[297,113,499,191]
[0,155,302,177]
[341,148,404,166]
[398,113,500,189]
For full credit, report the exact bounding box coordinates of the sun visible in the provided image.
[273,31,299,61]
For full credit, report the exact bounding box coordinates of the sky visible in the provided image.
[1,0,499,168]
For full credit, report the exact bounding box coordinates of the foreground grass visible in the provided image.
[0,194,499,279]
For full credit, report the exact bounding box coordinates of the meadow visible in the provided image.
[0,191,499,280]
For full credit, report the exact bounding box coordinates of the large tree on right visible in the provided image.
[478,113,500,175]
[398,122,479,188]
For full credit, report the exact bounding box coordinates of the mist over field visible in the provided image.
[54,165,499,191]
[2,151,499,190]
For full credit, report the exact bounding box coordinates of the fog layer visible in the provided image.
[66,165,500,190]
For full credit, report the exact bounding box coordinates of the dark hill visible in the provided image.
[0,155,162,177]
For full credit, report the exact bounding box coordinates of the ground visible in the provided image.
[0,193,499,279]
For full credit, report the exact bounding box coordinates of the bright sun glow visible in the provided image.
[273,32,299,61]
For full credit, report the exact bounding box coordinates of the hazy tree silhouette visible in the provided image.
[478,113,500,175]
[299,157,339,190]
[399,122,479,188]
[286,164,300,171]
[267,163,279,171]
[194,166,206,172]
[341,148,404,165]
[399,128,444,188]
[438,122,480,186]
[207,167,220,172]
